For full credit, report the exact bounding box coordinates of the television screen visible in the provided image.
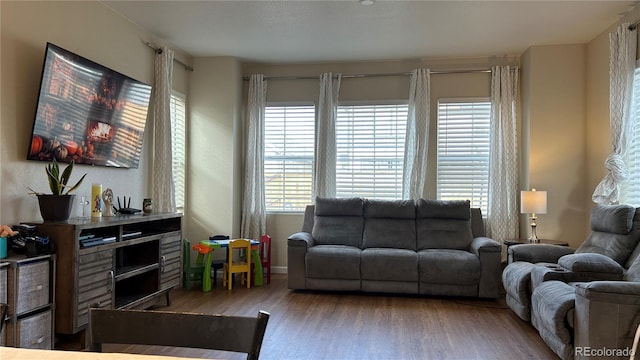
[27,43,152,168]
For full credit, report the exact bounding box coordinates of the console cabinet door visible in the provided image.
[159,234,181,290]
[77,249,114,329]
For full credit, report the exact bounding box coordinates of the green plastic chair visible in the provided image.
[182,239,205,289]
[192,241,221,292]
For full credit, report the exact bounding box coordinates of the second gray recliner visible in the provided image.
[503,204,640,321]
[502,204,640,359]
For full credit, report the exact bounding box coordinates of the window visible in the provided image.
[621,67,640,206]
[170,92,186,210]
[264,105,315,212]
[336,104,408,199]
[437,99,491,215]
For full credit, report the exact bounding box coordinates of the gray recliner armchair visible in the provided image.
[502,204,640,359]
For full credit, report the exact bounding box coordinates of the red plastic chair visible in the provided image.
[260,234,272,284]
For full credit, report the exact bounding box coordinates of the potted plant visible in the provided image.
[29,159,87,221]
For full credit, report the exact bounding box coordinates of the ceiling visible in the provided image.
[101,0,637,64]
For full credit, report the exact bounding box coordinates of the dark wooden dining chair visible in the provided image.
[87,307,270,360]
[0,303,7,333]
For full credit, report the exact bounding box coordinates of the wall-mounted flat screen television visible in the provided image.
[27,43,152,168]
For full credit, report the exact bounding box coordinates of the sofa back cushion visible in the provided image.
[416,199,473,250]
[362,199,416,250]
[576,205,640,267]
[624,238,640,281]
[470,208,485,238]
[312,197,364,247]
[302,205,315,233]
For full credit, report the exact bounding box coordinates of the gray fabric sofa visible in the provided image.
[288,197,502,298]
[502,204,640,360]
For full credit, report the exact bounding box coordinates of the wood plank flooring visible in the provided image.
[100,274,558,360]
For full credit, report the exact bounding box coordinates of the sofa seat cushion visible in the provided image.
[361,248,418,282]
[416,200,473,250]
[575,205,640,266]
[418,249,480,285]
[306,245,361,280]
[363,199,416,250]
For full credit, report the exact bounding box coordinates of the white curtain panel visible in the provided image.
[151,46,176,213]
[593,23,637,204]
[240,74,267,239]
[403,68,430,200]
[313,72,342,200]
[487,65,519,242]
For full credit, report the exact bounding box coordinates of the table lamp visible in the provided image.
[521,188,547,243]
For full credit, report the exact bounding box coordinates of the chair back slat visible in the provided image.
[88,308,270,360]
[0,303,7,333]
[260,235,272,284]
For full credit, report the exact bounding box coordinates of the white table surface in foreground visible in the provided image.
[0,347,223,360]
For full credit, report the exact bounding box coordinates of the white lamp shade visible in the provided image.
[521,190,547,214]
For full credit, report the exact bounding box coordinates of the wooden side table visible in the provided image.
[503,239,569,247]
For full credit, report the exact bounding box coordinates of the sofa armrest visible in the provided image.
[508,243,575,264]
[287,232,313,290]
[470,237,502,298]
[574,281,640,357]
[470,236,501,255]
[288,231,314,248]
[558,253,624,274]
[575,281,640,303]
[530,263,624,290]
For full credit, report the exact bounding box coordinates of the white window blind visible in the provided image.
[336,104,408,199]
[264,105,315,212]
[437,99,490,215]
[621,67,640,206]
[170,92,186,210]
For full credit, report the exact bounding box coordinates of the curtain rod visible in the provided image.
[241,68,505,81]
[145,42,194,72]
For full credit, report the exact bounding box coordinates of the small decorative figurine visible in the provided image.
[102,188,115,217]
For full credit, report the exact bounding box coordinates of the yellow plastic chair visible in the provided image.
[223,239,252,290]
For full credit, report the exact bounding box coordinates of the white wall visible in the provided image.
[521,45,588,247]
[0,1,191,224]
[186,57,242,242]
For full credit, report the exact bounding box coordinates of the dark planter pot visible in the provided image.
[37,194,75,222]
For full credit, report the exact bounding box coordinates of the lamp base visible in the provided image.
[528,215,539,243]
